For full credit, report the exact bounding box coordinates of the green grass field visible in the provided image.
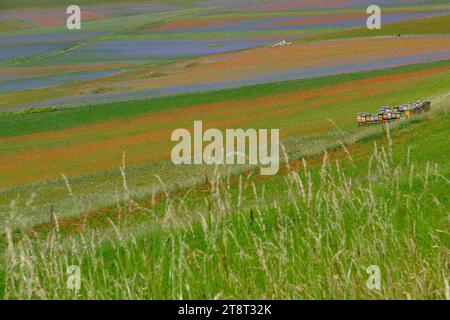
[1,96,448,299]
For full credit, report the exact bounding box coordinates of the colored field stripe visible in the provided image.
[1,36,450,112]
[1,59,450,137]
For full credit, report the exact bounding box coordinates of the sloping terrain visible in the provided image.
[0,0,449,300]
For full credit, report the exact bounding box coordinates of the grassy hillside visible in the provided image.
[1,60,449,227]
[312,14,450,41]
[1,96,448,299]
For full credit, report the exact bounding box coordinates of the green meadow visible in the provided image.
[1,94,448,299]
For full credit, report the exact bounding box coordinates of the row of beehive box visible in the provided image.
[357,101,430,125]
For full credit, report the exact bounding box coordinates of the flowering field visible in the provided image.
[0,0,449,300]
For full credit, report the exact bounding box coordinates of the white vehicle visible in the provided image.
[272,40,293,47]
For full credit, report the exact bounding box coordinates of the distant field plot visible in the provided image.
[0,14,33,31]
[148,10,449,34]
[60,38,272,60]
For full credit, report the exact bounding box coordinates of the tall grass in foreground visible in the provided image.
[1,127,449,299]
